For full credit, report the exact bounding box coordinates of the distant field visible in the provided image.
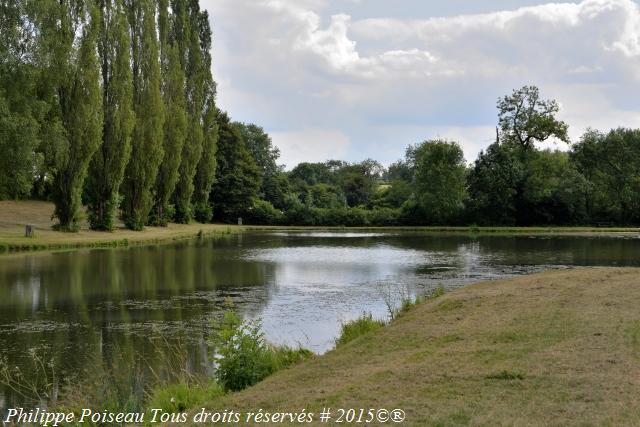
[0,200,638,253]
[195,267,640,426]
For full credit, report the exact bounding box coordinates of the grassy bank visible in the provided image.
[190,268,640,426]
[0,200,245,252]
[1,200,639,253]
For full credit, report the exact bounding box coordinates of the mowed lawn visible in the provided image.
[197,268,640,426]
[0,200,242,250]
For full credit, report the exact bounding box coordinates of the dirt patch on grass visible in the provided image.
[196,268,640,426]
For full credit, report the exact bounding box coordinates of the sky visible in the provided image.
[201,0,640,168]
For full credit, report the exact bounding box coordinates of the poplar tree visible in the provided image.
[150,0,187,226]
[193,12,218,222]
[172,0,205,223]
[86,0,134,231]
[37,1,103,231]
[193,95,218,222]
[121,0,164,230]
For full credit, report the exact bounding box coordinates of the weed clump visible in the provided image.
[486,370,525,380]
[335,313,386,347]
[147,382,224,413]
[430,284,446,299]
[210,311,312,392]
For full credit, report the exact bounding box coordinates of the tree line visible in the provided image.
[0,0,217,231]
[235,86,640,227]
[1,2,638,228]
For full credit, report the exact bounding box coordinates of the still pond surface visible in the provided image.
[1,231,640,411]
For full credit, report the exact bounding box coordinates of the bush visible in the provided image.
[335,313,386,347]
[367,207,401,226]
[284,204,321,226]
[210,311,312,392]
[317,207,368,226]
[278,205,401,227]
[244,199,284,225]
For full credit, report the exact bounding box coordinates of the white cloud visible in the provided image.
[270,129,351,168]
[204,0,640,164]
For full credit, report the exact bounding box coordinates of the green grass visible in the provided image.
[486,370,526,380]
[335,314,386,347]
[0,200,247,253]
[190,268,640,426]
[147,382,225,414]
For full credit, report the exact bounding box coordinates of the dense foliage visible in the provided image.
[1,1,639,228]
[210,311,312,392]
[120,0,164,231]
[86,0,134,231]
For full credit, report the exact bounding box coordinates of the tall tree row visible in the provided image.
[151,0,187,226]
[193,11,218,222]
[38,1,104,231]
[0,0,220,231]
[171,0,206,223]
[86,0,134,231]
[120,0,165,230]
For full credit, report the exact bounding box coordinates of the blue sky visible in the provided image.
[202,0,640,167]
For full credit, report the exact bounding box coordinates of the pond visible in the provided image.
[1,231,639,412]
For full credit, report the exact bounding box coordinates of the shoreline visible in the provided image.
[187,267,640,426]
[2,224,639,254]
[1,201,639,255]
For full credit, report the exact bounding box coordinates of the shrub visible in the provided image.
[284,204,321,226]
[244,199,284,225]
[335,313,386,347]
[210,311,312,392]
[316,207,377,227]
[430,284,446,299]
[399,197,425,225]
[278,205,400,227]
[367,207,401,226]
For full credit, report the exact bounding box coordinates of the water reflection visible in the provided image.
[1,232,640,413]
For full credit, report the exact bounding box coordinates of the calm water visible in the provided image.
[1,231,640,411]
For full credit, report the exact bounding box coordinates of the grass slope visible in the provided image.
[0,200,244,252]
[198,268,640,426]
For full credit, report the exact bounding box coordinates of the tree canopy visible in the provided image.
[2,12,640,232]
[497,85,569,150]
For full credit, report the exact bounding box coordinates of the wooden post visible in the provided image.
[238,217,243,226]
[25,224,34,237]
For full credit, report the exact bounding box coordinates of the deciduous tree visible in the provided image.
[150,0,187,226]
[121,0,164,230]
[497,86,569,150]
[86,0,134,231]
[413,140,467,224]
[37,1,103,231]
